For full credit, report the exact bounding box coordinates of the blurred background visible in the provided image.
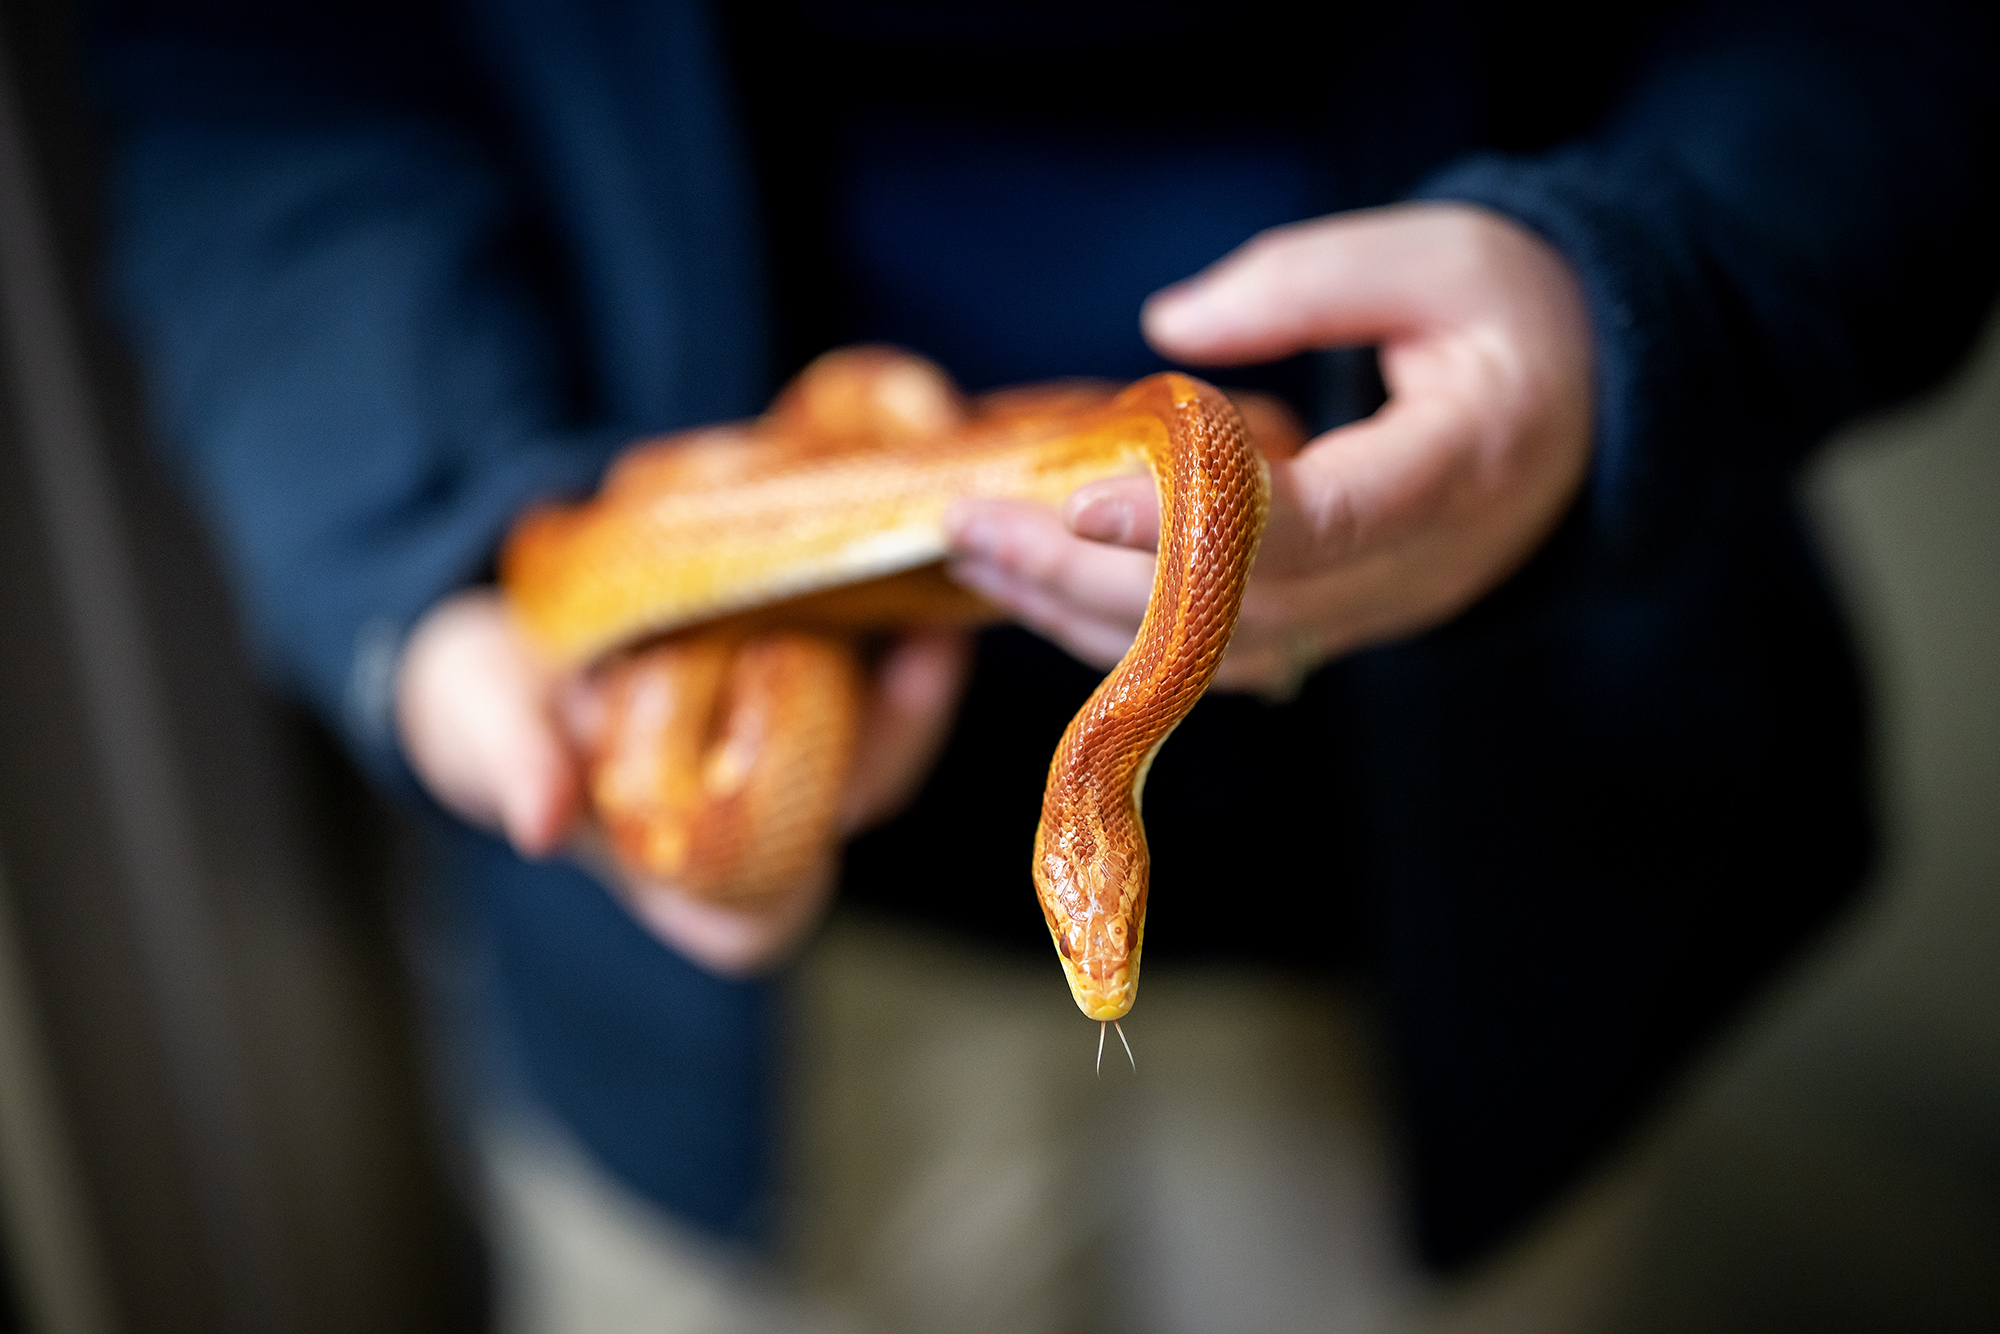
[0,2,1995,1331]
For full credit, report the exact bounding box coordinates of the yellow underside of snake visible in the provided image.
[501,348,1272,1020]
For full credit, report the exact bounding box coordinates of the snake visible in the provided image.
[501,347,1273,1021]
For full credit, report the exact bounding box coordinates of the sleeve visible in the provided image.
[93,0,619,790]
[1415,0,2000,556]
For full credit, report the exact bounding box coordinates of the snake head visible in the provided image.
[1032,814,1147,1021]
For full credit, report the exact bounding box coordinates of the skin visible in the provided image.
[946,202,1595,698]
[396,591,970,975]
[397,200,1593,975]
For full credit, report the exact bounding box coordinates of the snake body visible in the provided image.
[501,349,1271,1019]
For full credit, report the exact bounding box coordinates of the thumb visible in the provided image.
[397,590,582,857]
[1142,209,1429,367]
[485,688,581,857]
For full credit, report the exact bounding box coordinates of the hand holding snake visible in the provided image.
[951,202,1594,695]
[396,588,970,974]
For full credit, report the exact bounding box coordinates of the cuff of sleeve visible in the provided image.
[279,429,621,797]
[1413,149,1730,558]
[342,614,424,803]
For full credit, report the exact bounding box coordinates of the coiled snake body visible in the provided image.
[502,349,1271,1020]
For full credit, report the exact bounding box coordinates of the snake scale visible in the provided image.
[501,348,1272,1020]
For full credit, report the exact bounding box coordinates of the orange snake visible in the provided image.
[500,348,1273,1020]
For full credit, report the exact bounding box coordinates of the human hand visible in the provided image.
[944,202,1594,695]
[395,588,969,973]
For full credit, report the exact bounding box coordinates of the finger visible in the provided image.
[1254,393,1474,576]
[1221,548,1400,673]
[554,666,609,747]
[946,498,1156,626]
[1227,389,1309,460]
[1210,639,1313,699]
[1143,207,1453,366]
[841,629,973,834]
[1063,473,1160,551]
[1222,494,1538,692]
[458,644,578,857]
[948,557,1140,670]
[397,591,582,857]
[493,718,580,856]
[622,860,837,977]
[565,811,833,977]
[946,540,1151,664]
